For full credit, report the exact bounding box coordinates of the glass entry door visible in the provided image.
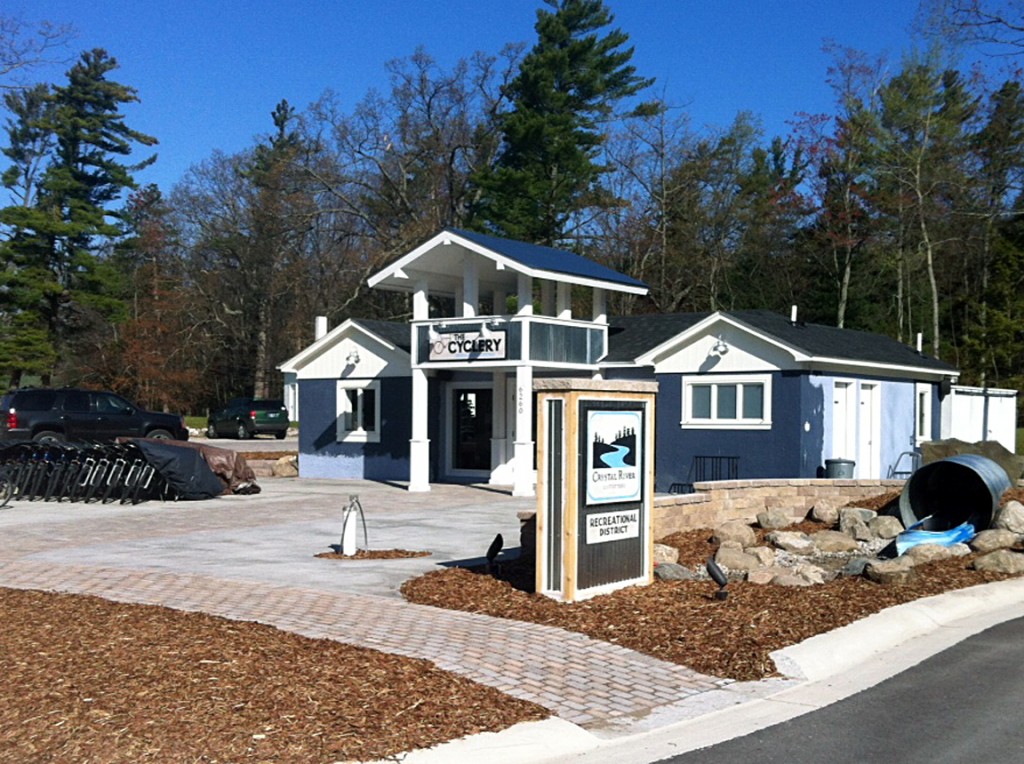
[452,388,493,472]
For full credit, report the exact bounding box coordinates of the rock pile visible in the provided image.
[654,499,1024,586]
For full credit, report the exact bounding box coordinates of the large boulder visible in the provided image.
[654,563,699,581]
[715,546,762,573]
[972,549,1024,574]
[869,516,904,540]
[756,508,794,530]
[864,556,917,585]
[653,543,680,565]
[748,546,777,566]
[904,544,956,563]
[272,455,298,478]
[767,530,815,555]
[712,521,756,548]
[810,530,860,553]
[993,501,1024,535]
[810,497,845,526]
[969,529,1020,554]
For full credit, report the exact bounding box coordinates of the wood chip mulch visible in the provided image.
[402,554,1016,683]
[315,549,431,560]
[0,588,547,764]
[402,487,1024,683]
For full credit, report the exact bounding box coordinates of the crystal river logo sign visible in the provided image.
[585,409,641,505]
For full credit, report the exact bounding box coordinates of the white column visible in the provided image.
[512,364,535,497]
[592,287,607,323]
[556,282,572,319]
[517,273,533,316]
[541,280,554,316]
[408,368,431,492]
[413,281,429,321]
[592,287,607,380]
[489,371,511,484]
[462,255,478,318]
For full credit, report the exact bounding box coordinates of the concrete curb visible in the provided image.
[377,577,1024,764]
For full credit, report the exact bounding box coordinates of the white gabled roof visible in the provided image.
[368,228,649,296]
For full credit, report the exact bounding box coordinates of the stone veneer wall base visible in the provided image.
[653,479,904,537]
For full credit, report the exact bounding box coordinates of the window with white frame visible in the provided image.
[915,383,932,444]
[337,380,380,442]
[681,375,772,429]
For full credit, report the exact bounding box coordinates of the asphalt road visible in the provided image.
[659,615,1024,764]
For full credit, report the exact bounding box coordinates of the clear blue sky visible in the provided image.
[5,0,928,194]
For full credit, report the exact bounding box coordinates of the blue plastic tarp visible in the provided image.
[895,517,975,556]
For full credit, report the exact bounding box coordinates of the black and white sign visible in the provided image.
[586,509,640,544]
[429,330,507,361]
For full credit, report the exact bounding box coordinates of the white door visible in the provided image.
[857,382,881,478]
[833,381,856,461]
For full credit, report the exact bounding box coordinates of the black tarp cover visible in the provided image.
[134,439,225,500]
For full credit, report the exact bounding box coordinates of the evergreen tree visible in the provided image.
[0,48,156,384]
[473,0,654,245]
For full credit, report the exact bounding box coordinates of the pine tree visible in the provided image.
[0,48,156,384]
[473,0,654,245]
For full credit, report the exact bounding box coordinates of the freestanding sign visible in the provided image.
[535,379,657,602]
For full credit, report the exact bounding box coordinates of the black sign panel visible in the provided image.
[577,399,646,590]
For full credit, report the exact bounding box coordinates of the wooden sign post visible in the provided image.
[534,379,657,602]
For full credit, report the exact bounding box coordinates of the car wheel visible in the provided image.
[236,422,251,440]
[33,430,64,443]
[147,429,173,440]
[206,424,217,439]
[275,430,287,440]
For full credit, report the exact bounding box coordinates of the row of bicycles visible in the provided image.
[0,440,182,508]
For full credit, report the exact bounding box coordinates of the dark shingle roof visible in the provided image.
[447,228,648,291]
[606,310,957,373]
[352,319,411,353]
[604,313,707,363]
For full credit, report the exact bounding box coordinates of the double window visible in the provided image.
[337,381,380,442]
[681,374,771,429]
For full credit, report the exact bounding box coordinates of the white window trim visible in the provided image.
[915,382,932,445]
[681,374,772,430]
[337,380,381,443]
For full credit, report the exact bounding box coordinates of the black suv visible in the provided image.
[0,388,189,443]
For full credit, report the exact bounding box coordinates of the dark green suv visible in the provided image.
[206,398,289,440]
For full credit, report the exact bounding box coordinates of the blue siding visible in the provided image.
[297,377,412,480]
[650,371,811,491]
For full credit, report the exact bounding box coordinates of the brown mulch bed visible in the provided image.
[402,488,1024,683]
[402,555,1015,682]
[315,549,431,560]
[0,588,547,764]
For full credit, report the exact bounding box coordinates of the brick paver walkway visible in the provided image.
[0,481,726,732]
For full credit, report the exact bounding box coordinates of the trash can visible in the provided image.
[824,458,856,479]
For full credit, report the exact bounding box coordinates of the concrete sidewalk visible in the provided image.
[2,478,1023,762]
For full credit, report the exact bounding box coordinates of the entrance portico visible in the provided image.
[368,228,648,496]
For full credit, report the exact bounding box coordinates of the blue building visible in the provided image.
[279,229,958,494]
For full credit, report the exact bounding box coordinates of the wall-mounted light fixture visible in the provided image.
[712,335,729,355]
[345,349,361,366]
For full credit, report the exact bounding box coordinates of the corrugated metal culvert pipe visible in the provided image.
[899,454,1013,531]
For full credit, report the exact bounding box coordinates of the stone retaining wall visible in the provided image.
[653,479,904,537]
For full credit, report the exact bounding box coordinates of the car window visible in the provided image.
[62,390,90,412]
[12,390,58,411]
[252,400,285,411]
[93,392,131,414]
